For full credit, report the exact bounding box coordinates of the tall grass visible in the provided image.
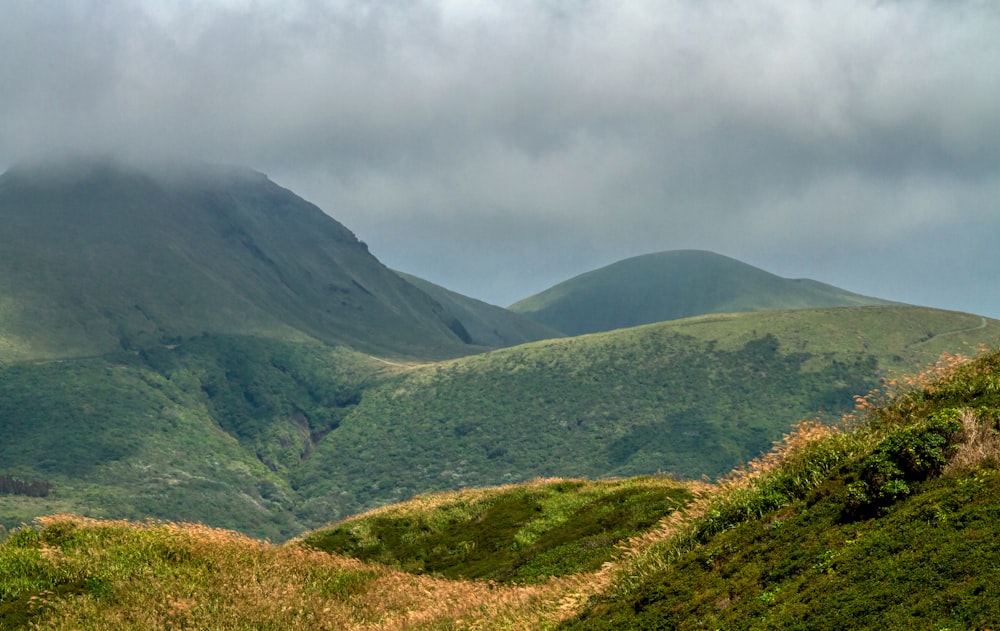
[1,515,589,630]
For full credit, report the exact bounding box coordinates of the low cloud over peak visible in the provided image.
[3,0,998,315]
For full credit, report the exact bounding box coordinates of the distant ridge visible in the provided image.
[394,271,563,347]
[0,157,472,359]
[509,249,893,335]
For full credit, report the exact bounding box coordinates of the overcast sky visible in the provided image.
[2,1,999,317]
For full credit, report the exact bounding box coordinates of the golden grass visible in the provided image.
[945,408,1000,474]
[18,514,600,630]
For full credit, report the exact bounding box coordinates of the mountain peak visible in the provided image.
[0,158,472,359]
[509,249,892,335]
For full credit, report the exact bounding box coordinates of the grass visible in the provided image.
[0,515,591,630]
[298,477,692,584]
[563,346,1000,629]
[4,347,1000,628]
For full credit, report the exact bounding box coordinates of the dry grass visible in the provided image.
[945,408,1000,474]
[16,514,598,630]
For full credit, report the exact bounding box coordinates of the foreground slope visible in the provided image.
[298,477,692,584]
[4,346,1000,629]
[563,348,1000,629]
[293,305,1000,522]
[0,157,471,359]
[509,250,893,335]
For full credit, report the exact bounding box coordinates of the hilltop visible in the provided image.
[0,157,473,360]
[509,249,893,335]
[3,345,1000,628]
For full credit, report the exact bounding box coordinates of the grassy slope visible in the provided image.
[0,336,390,541]
[294,306,1000,522]
[298,477,692,584]
[394,271,564,347]
[509,250,892,336]
[1,306,994,541]
[562,348,1000,630]
[3,346,1000,629]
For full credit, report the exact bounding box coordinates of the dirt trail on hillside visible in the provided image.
[908,316,989,349]
[367,355,435,370]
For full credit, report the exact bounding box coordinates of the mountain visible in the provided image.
[4,346,1000,629]
[509,249,894,335]
[394,271,563,347]
[2,157,997,545]
[0,157,473,360]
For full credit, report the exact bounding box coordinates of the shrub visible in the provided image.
[843,410,961,518]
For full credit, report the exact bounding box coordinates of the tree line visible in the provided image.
[0,475,52,497]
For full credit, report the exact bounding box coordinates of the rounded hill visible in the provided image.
[509,250,893,336]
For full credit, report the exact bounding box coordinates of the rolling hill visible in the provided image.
[4,345,1000,629]
[2,156,998,547]
[0,157,474,360]
[3,303,995,540]
[292,305,1000,523]
[509,249,894,335]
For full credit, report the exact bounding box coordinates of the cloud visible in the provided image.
[2,0,998,314]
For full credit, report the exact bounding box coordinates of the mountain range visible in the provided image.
[1,157,998,543]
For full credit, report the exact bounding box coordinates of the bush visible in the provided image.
[843,411,961,518]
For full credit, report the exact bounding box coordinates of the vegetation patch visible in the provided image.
[0,515,581,629]
[300,478,692,583]
[0,477,51,498]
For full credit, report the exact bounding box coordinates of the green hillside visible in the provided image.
[3,157,998,549]
[394,271,563,347]
[293,306,1000,523]
[0,157,472,360]
[3,305,992,540]
[509,250,893,335]
[0,336,391,541]
[563,348,1000,630]
[3,345,1000,629]
[299,477,691,584]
